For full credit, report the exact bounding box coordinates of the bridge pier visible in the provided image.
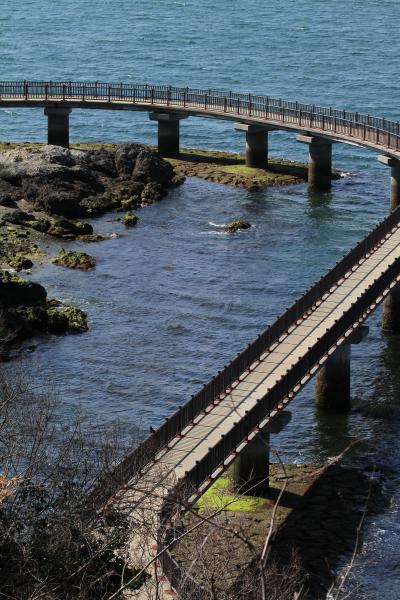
[378,155,400,211]
[234,123,270,168]
[230,411,291,496]
[315,326,369,410]
[297,134,333,190]
[378,156,400,332]
[44,107,72,148]
[149,112,187,156]
[382,283,400,333]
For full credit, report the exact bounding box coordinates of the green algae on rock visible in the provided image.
[123,212,139,227]
[53,248,96,270]
[0,270,88,360]
[225,219,251,233]
[6,253,33,271]
[45,306,88,333]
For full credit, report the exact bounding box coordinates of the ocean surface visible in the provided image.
[1,1,400,597]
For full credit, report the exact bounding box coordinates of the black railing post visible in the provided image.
[62,84,65,101]
[224,96,227,112]
[167,85,171,106]
[24,80,28,100]
[151,87,154,104]
[45,84,48,101]
[249,94,252,116]
[120,82,123,100]
[108,85,111,102]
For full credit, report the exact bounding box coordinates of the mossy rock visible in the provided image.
[46,306,88,333]
[7,253,33,271]
[119,195,142,210]
[225,219,252,233]
[141,182,165,205]
[123,212,139,227]
[80,194,119,216]
[52,248,96,270]
[48,219,93,238]
[15,304,88,335]
[27,217,52,233]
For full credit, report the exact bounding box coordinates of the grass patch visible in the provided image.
[195,476,267,513]
[223,164,265,175]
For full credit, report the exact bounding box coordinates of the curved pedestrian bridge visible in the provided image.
[3,81,400,597]
[1,81,400,200]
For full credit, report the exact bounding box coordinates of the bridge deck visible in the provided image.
[122,218,400,598]
[151,224,400,480]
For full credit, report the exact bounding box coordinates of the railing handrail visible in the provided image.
[157,212,400,598]
[87,204,400,513]
[0,81,399,151]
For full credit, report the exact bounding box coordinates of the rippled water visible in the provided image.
[2,1,400,597]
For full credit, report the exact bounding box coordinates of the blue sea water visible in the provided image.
[1,1,400,597]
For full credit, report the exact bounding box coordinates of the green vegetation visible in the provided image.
[195,476,267,513]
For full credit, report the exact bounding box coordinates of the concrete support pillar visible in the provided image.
[382,283,400,333]
[315,326,368,411]
[149,112,187,156]
[44,107,72,148]
[230,411,291,496]
[297,134,333,190]
[234,123,269,168]
[378,155,400,210]
[378,157,400,332]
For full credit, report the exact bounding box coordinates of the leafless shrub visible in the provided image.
[0,366,147,599]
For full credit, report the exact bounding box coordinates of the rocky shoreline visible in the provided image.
[0,142,184,359]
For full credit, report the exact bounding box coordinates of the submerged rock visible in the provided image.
[52,248,96,270]
[225,219,252,233]
[123,212,139,227]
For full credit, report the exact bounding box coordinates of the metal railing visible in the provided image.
[0,81,399,152]
[156,210,400,598]
[88,206,400,514]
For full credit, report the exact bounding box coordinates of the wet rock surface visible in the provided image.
[0,144,177,218]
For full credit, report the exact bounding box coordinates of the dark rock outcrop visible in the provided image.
[0,144,178,219]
